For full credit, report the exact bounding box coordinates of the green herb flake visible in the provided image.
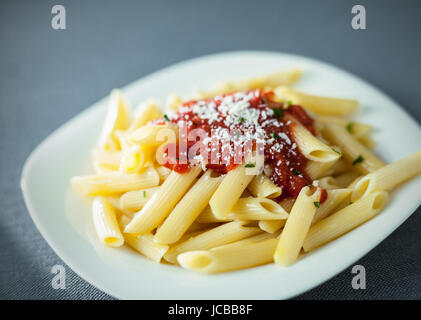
[273,108,284,118]
[293,169,302,175]
[346,122,355,133]
[287,100,292,106]
[245,163,255,168]
[143,191,146,198]
[313,201,320,208]
[163,114,170,122]
[352,155,364,166]
[269,132,279,139]
[238,117,245,123]
[331,147,341,155]
[349,201,353,205]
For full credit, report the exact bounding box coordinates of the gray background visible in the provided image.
[1,0,420,300]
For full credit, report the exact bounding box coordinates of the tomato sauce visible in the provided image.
[158,90,325,201]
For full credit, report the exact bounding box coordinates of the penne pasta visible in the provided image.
[282,87,358,116]
[154,170,223,244]
[258,220,285,233]
[164,221,260,264]
[274,186,321,266]
[71,167,160,196]
[92,196,124,247]
[209,164,255,219]
[322,123,385,174]
[178,237,278,274]
[351,151,421,201]
[312,188,352,224]
[315,176,339,190]
[293,122,341,163]
[128,99,162,132]
[119,187,159,212]
[247,175,282,198]
[334,170,360,188]
[124,166,202,234]
[303,191,389,252]
[97,89,131,151]
[125,233,169,263]
[129,124,178,146]
[92,149,122,172]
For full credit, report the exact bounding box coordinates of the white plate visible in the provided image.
[21,51,421,300]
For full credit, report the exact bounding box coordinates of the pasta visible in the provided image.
[92,196,124,247]
[71,69,421,274]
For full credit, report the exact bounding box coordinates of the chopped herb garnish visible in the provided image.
[287,100,292,106]
[273,108,284,118]
[143,191,146,198]
[163,114,170,122]
[238,117,245,123]
[245,163,255,168]
[269,132,279,139]
[313,201,320,208]
[352,155,364,166]
[349,201,353,205]
[176,157,180,160]
[346,122,355,133]
[293,169,302,175]
[331,147,341,155]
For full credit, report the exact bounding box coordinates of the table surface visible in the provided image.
[1,0,420,300]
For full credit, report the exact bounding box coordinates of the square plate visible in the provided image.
[21,51,421,299]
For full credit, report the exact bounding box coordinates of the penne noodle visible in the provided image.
[125,233,169,263]
[334,170,361,188]
[177,237,278,274]
[154,170,223,244]
[247,175,282,198]
[292,122,341,163]
[282,87,358,116]
[97,89,131,151]
[197,197,288,222]
[306,159,339,180]
[303,191,389,251]
[312,188,352,224]
[156,165,172,181]
[163,221,260,264]
[129,124,178,146]
[358,136,377,149]
[274,186,321,266]
[204,69,302,98]
[322,123,385,174]
[124,166,202,234]
[351,151,421,201]
[92,196,124,247]
[71,167,160,196]
[92,149,122,172]
[119,187,159,212]
[128,99,162,132]
[209,164,255,219]
[279,198,295,212]
[315,176,339,190]
[258,220,285,233]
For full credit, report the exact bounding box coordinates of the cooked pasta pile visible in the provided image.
[71,69,421,273]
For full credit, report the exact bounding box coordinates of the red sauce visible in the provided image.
[158,90,324,201]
